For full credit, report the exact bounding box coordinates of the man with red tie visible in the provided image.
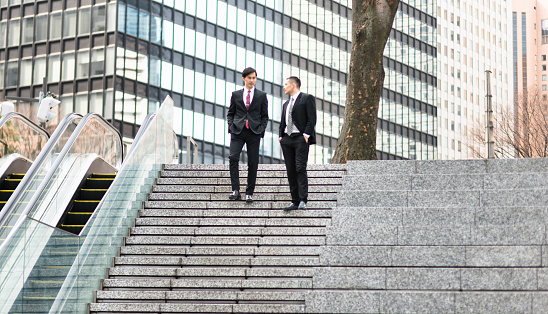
[227,67,269,203]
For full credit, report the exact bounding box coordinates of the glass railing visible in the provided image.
[0,96,177,313]
[0,113,82,245]
[0,112,49,163]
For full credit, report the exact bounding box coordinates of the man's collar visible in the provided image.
[244,86,255,93]
[291,91,301,101]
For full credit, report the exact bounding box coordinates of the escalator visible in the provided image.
[58,173,116,234]
[0,174,24,210]
[0,96,179,314]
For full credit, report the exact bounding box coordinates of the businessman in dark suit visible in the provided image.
[227,67,269,203]
[279,76,317,210]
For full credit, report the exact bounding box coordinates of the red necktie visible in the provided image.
[245,90,251,129]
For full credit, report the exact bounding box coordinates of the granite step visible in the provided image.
[125,236,326,246]
[95,290,307,302]
[120,246,321,256]
[134,217,332,227]
[131,226,327,236]
[107,266,314,278]
[89,302,305,313]
[147,192,338,201]
[143,201,337,209]
[101,278,313,289]
[152,184,340,193]
[114,256,321,267]
[138,208,333,218]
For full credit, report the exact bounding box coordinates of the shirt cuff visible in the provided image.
[303,133,310,138]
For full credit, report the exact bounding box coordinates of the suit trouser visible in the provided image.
[280,134,310,203]
[229,127,261,195]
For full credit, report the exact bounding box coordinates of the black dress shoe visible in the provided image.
[245,195,253,203]
[283,203,298,211]
[229,190,241,200]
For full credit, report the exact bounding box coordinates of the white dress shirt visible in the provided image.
[243,87,255,106]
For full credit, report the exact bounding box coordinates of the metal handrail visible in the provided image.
[0,113,82,228]
[0,112,50,139]
[0,113,122,255]
[187,136,198,164]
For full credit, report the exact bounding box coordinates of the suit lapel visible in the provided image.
[291,93,303,113]
[249,90,261,109]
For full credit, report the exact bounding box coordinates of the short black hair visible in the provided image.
[287,76,301,88]
[242,67,257,78]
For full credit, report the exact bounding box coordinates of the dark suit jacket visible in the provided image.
[279,93,317,145]
[227,89,269,137]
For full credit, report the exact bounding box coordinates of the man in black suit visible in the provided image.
[279,76,317,210]
[227,67,269,203]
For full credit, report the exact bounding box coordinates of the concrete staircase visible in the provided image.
[90,159,548,313]
[90,163,346,313]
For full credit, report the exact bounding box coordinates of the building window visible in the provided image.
[543,65,547,71]
[543,75,547,81]
[542,19,548,44]
[543,85,547,91]
[543,55,547,61]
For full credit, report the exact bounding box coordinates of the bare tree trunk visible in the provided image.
[331,0,400,163]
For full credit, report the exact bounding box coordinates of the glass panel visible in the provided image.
[21,17,33,44]
[126,6,138,37]
[62,53,75,81]
[105,47,114,76]
[76,50,90,78]
[150,15,161,45]
[53,98,176,312]
[48,54,61,82]
[8,19,20,47]
[50,12,62,40]
[149,57,160,86]
[19,59,32,86]
[138,10,149,40]
[0,62,4,89]
[90,48,105,76]
[75,94,88,114]
[78,7,91,35]
[136,53,148,83]
[90,92,103,116]
[0,21,6,48]
[35,15,48,42]
[63,10,77,37]
[106,3,116,32]
[92,5,106,32]
[5,61,18,88]
[0,112,50,160]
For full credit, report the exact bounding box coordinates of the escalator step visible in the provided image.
[9,173,26,179]
[91,173,116,178]
[65,212,93,225]
[0,189,14,201]
[60,225,84,234]
[86,178,114,189]
[80,188,108,200]
[4,179,22,190]
[72,200,100,212]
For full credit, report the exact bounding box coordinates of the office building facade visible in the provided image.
[513,1,548,103]
[437,0,512,159]
[1,0,436,163]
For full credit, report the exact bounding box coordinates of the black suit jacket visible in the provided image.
[279,93,317,145]
[227,89,269,137]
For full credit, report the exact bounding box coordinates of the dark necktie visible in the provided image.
[286,97,294,136]
[245,90,251,129]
